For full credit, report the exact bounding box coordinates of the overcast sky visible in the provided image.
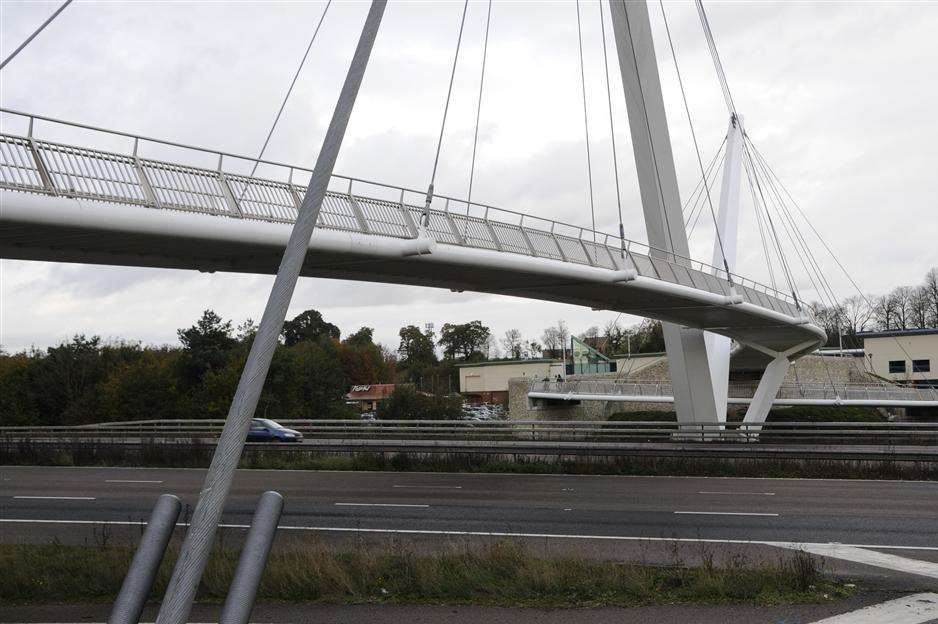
[2,0,937,354]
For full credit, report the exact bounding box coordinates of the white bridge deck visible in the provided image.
[0,110,825,359]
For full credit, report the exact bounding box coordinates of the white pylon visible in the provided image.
[704,114,745,424]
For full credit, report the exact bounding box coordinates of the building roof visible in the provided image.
[857,328,938,339]
[454,358,560,368]
[345,383,397,401]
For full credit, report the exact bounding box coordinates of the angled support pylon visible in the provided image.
[704,114,745,425]
[738,338,818,433]
[608,0,719,430]
[742,355,790,432]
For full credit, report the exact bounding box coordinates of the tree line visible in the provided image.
[0,310,396,427]
[0,309,668,427]
[810,268,938,348]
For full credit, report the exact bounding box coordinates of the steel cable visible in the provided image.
[237,1,332,205]
[659,0,733,284]
[422,0,470,227]
[598,1,624,254]
[575,0,597,241]
[466,0,492,204]
[0,0,73,71]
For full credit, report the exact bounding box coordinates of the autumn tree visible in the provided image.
[282,309,340,347]
[438,321,490,361]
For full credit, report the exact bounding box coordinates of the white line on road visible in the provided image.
[105,479,163,484]
[782,544,938,581]
[3,517,938,552]
[392,485,462,489]
[674,511,779,517]
[335,502,430,508]
[698,491,775,496]
[12,496,96,500]
[809,592,938,623]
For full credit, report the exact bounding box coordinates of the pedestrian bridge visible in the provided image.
[0,110,824,361]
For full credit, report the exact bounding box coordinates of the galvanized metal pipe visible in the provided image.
[109,493,181,624]
[154,4,386,623]
[219,491,284,624]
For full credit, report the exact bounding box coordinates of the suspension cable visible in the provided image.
[466,0,492,204]
[422,0,470,228]
[686,147,726,240]
[743,142,800,308]
[575,0,597,241]
[747,150,827,305]
[749,174,778,290]
[659,0,734,285]
[0,0,73,71]
[694,0,736,115]
[748,140,924,391]
[598,2,624,255]
[238,1,332,204]
[749,139,838,307]
[684,139,726,237]
[682,136,726,219]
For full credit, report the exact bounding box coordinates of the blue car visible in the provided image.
[246,418,303,443]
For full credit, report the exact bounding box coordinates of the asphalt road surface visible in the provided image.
[2,465,937,549]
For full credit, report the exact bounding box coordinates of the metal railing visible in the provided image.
[0,108,805,318]
[527,378,938,403]
[3,418,938,445]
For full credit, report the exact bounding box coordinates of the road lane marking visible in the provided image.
[674,511,779,517]
[335,502,430,508]
[698,491,775,496]
[781,544,938,581]
[105,479,163,484]
[392,485,462,489]
[809,592,938,623]
[12,496,96,500]
[2,517,938,551]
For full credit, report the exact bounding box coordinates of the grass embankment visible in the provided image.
[0,541,850,607]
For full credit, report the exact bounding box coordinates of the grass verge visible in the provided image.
[0,540,851,607]
[4,438,938,480]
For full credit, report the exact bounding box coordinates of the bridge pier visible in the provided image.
[609,0,720,432]
[742,355,790,433]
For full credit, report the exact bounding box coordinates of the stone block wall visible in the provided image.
[508,356,880,420]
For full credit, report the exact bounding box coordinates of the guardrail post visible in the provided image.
[346,179,371,233]
[482,218,501,251]
[511,214,536,257]
[132,138,160,208]
[25,118,56,194]
[444,200,466,244]
[109,494,181,624]
[286,168,304,210]
[218,491,283,624]
[399,188,420,237]
[578,234,596,266]
[216,155,244,217]
[551,232,567,261]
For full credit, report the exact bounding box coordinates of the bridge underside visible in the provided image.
[2,191,822,361]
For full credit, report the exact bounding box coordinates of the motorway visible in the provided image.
[2,465,938,551]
